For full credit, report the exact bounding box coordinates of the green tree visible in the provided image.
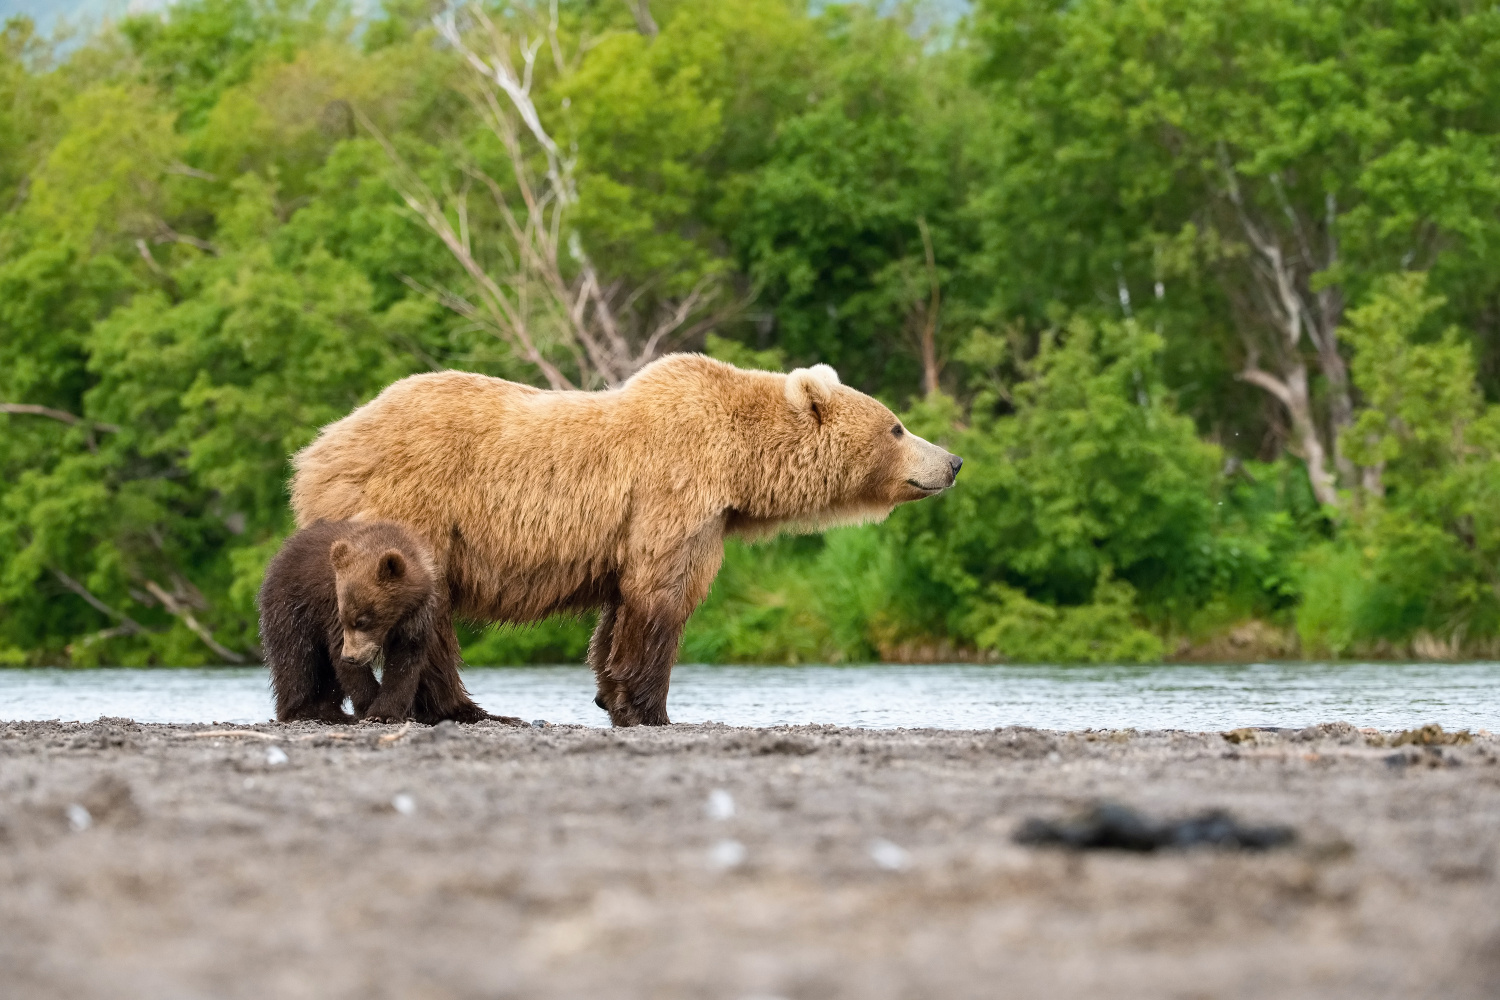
[972,0,1500,507]
[1298,273,1500,654]
[888,319,1220,661]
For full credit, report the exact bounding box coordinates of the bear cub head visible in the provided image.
[328,522,437,664]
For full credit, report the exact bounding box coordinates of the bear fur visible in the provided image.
[290,354,961,726]
[258,519,494,723]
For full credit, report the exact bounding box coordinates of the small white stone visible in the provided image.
[391,793,416,816]
[869,838,911,872]
[265,746,288,766]
[242,777,256,790]
[708,838,746,870]
[65,803,92,833]
[706,788,735,821]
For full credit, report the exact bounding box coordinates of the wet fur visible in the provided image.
[258,520,492,724]
[290,354,959,726]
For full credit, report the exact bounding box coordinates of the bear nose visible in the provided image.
[949,454,964,479]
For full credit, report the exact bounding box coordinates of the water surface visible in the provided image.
[2,662,1497,730]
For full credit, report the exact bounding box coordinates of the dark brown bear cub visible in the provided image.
[259,520,472,723]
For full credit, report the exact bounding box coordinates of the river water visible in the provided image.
[1,661,1497,730]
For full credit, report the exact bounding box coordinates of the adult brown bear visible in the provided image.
[291,355,961,726]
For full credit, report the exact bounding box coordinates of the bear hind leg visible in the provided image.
[274,642,352,724]
[589,603,623,716]
[601,601,682,727]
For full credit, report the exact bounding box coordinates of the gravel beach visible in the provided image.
[1,718,1496,999]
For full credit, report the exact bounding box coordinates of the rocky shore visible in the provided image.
[1,718,1496,999]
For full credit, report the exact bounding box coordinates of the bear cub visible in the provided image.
[259,519,445,723]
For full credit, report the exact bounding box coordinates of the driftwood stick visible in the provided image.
[184,730,280,741]
[378,721,415,744]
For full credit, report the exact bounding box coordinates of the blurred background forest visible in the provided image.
[4,0,1500,667]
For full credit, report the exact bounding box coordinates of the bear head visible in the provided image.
[725,361,962,537]
[786,362,961,503]
[327,523,435,664]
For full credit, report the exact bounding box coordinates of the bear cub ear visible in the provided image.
[785,364,841,425]
[329,539,354,571]
[377,550,407,582]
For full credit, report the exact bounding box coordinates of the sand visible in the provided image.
[1,718,1496,999]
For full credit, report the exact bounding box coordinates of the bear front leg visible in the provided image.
[362,635,425,722]
[601,600,684,727]
[329,638,381,718]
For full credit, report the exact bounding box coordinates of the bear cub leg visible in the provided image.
[360,635,427,723]
[272,645,355,723]
[329,643,381,718]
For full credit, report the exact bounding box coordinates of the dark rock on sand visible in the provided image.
[1014,801,1296,852]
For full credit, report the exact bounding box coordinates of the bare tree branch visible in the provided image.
[154,222,219,256]
[357,107,576,390]
[167,161,219,182]
[144,580,248,664]
[67,624,144,655]
[1236,366,1293,410]
[359,3,740,390]
[625,0,658,38]
[1213,144,1353,507]
[53,568,146,634]
[2,403,120,434]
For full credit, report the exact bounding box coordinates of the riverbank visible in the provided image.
[2,719,1497,999]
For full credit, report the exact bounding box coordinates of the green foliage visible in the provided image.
[963,575,1163,665]
[459,616,594,667]
[885,319,1220,658]
[5,0,1500,665]
[1296,274,1500,654]
[682,529,895,664]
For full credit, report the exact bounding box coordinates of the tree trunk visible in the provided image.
[625,1,658,39]
[1239,361,1338,508]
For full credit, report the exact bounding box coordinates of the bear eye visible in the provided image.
[891,424,904,438]
[354,616,370,631]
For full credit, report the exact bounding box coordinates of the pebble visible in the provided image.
[868,838,911,871]
[391,793,416,816]
[706,788,736,821]
[265,746,288,766]
[65,803,92,833]
[708,839,746,870]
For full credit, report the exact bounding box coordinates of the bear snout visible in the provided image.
[340,630,379,664]
[949,454,964,481]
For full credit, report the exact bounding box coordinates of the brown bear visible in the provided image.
[290,354,961,726]
[258,519,497,724]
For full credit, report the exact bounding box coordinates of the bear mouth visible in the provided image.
[906,478,947,494]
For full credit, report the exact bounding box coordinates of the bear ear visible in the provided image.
[784,365,840,425]
[329,539,354,571]
[807,363,840,387]
[377,550,407,582]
